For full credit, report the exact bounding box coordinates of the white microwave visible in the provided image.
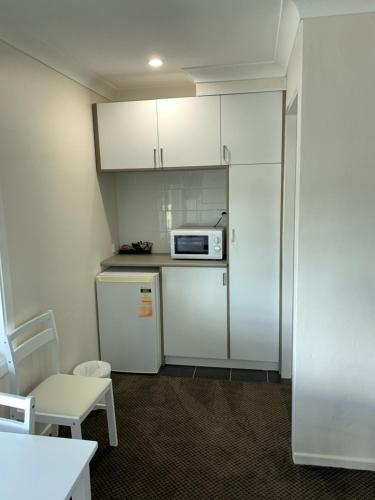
[170,227,225,260]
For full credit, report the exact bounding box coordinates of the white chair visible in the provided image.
[0,392,35,434]
[3,310,118,445]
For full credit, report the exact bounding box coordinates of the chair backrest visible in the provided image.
[3,310,60,394]
[0,392,35,434]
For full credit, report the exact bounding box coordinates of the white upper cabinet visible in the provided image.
[94,92,282,171]
[157,96,221,168]
[95,100,158,170]
[221,92,283,165]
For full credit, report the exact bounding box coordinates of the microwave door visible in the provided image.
[174,235,209,255]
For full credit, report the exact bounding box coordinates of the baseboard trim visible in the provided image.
[164,356,278,371]
[293,452,375,471]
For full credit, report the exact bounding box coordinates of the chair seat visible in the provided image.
[28,374,111,419]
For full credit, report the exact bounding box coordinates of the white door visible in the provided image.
[221,92,282,165]
[95,101,158,170]
[157,96,221,168]
[229,164,281,363]
[162,267,227,359]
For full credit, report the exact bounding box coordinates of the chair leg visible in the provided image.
[71,421,82,440]
[51,424,59,437]
[104,385,118,447]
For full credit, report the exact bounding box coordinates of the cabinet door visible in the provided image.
[221,92,282,165]
[162,267,227,359]
[157,96,221,168]
[229,164,281,363]
[95,101,158,170]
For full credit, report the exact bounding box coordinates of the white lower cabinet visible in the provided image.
[229,164,281,363]
[162,267,228,359]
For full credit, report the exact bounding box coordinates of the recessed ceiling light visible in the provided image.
[149,58,163,68]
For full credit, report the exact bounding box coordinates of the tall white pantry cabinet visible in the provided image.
[229,164,281,364]
[223,92,283,365]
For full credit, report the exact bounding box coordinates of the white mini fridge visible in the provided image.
[96,268,162,373]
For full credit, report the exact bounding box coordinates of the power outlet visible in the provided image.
[217,209,227,217]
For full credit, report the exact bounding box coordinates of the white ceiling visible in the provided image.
[0,0,298,97]
[294,0,375,18]
[0,0,375,99]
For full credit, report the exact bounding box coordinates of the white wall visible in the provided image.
[116,169,227,253]
[114,84,196,102]
[281,112,297,379]
[196,77,286,96]
[115,78,285,101]
[0,41,117,384]
[281,22,303,380]
[286,23,303,110]
[292,13,375,470]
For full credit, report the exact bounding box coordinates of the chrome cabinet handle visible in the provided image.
[223,272,227,286]
[153,148,157,168]
[160,148,164,167]
[231,229,235,243]
[223,145,230,164]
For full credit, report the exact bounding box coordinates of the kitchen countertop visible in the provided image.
[101,253,228,269]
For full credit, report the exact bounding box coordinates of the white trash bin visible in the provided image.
[73,360,111,410]
[73,360,111,378]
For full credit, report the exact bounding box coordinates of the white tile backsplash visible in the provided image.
[116,169,227,253]
[200,188,227,207]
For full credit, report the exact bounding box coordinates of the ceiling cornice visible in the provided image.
[0,25,116,100]
[183,60,285,84]
[183,0,299,84]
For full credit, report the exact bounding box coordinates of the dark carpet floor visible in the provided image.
[71,373,375,500]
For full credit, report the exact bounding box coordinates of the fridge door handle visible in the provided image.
[222,272,227,286]
[231,229,235,243]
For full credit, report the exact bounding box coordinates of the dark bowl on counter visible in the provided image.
[118,241,153,254]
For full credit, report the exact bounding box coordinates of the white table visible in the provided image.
[0,431,98,500]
